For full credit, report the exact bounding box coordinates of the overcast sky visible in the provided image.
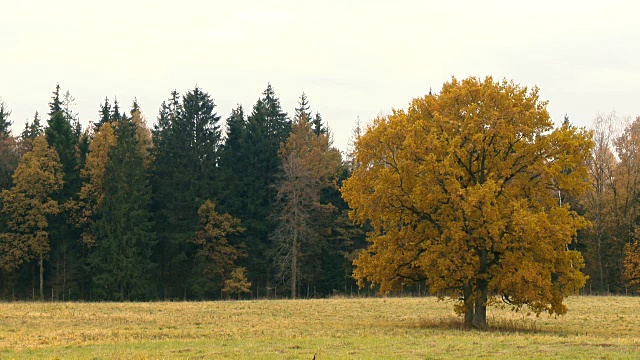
[1,0,639,151]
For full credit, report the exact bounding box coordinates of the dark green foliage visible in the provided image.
[0,100,17,190]
[111,99,122,123]
[0,83,370,301]
[89,116,156,301]
[151,87,222,299]
[20,112,44,149]
[131,98,141,116]
[294,92,311,123]
[96,97,111,128]
[294,92,326,135]
[219,84,291,291]
[317,165,366,296]
[44,85,84,300]
[45,84,80,200]
[0,99,11,138]
[312,112,326,136]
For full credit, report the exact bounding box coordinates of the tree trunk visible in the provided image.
[39,253,44,301]
[597,233,605,292]
[292,225,298,299]
[471,285,488,330]
[463,284,474,329]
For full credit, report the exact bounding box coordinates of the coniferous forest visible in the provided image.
[0,84,366,301]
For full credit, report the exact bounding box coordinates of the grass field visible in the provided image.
[0,296,639,359]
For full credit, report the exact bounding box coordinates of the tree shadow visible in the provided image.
[411,315,545,334]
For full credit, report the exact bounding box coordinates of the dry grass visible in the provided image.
[0,296,639,359]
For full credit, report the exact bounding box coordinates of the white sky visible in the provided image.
[1,0,639,152]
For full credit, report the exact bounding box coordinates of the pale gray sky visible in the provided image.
[2,0,639,151]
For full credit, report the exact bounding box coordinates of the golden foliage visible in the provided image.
[272,116,342,296]
[192,200,245,282]
[0,136,63,270]
[623,240,640,291]
[222,267,252,299]
[67,123,116,246]
[341,77,593,319]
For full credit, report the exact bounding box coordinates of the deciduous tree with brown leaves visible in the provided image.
[192,200,245,291]
[272,115,342,298]
[0,136,63,300]
[341,76,593,329]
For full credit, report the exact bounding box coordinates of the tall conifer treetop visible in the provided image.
[0,99,12,138]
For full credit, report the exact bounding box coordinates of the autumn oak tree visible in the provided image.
[341,77,593,329]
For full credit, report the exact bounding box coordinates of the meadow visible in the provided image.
[0,296,639,359]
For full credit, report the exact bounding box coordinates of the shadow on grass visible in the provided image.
[412,315,543,334]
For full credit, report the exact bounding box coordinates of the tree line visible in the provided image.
[1,79,640,304]
[0,84,365,301]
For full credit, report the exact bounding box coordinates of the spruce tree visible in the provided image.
[219,105,248,216]
[96,97,111,128]
[45,84,80,201]
[0,99,17,191]
[89,116,156,301]
[222,84,291,292]
[294,92,311,123]
[312,112,326,136]
[151,87,222,299]
[44,84,82,300]
[0,99,11,138]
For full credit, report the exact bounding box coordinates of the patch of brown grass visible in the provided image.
[0,296,639,359]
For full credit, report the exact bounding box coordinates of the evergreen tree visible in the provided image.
[219,105,248,214]
[294,93,325,135]
[0,99,17,191]
[294,93,311,123]
[0,99,11,138]
[88,117,156,301]
[96,97,112,128]
[312,112,326,136]
[151,87,222,299]
[113,99,124,123]
[45,84,80,200]
[19,112,44,154]
[44,84,82,300]
[221,84,291,293]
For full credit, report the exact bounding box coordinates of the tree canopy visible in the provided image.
[341,76,593,329]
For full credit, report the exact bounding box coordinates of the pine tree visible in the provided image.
[312,112,326,136]
[96,97,111,128]
[45,84,80,201]
[88,117,156,301]
[294,92,325,135]
[111,98,122,123]
[218,105,247,215]
[151,87,222,299]
[294,93,311,123]
[229,84,290,291]
[0,99,11,138]
[44,84,82,300]
[0,100,18,191]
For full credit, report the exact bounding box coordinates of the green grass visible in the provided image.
[1,296,639,359]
